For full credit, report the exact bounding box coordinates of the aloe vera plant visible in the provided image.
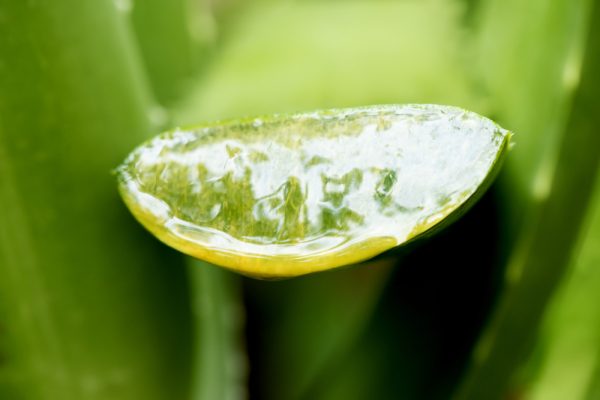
[2,0,599,399]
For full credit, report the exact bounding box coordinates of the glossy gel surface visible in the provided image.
[117,105,510,278]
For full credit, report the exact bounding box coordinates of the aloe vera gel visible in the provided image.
[117,105,510,278]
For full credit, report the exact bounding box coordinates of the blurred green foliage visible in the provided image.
[0,0,598,399]
[0,2,191,399]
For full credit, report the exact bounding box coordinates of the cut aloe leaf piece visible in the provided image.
[117,104,511,278]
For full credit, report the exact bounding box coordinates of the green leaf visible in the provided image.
[455,0,600,397]
[473,0,591,207]
[130,0,208,105]
[117,104,510,278]
[523,173,600,399]
[0,2,191,399]
[245,257,394,400]
[175,1,484,124]
[188,261,246,400]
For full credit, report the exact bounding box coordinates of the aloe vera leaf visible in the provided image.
[473,0,591,204]
[175,1,483,124]
[455,1,600,398]
[244,257,393,400]
[523,173,600,400]
[188,260,246,400]
[0,2,191,399]
[130,0,208,105]
[300,333,389,400]
[117,105,510,278]
[585,363,600,400]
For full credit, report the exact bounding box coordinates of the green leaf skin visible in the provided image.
[117,104,510,278]
[0,2,191,399]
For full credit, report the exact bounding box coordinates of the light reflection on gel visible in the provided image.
[117,105,510,278]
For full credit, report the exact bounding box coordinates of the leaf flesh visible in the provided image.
[117,105,510,278]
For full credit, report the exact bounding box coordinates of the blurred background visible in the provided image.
[0,0,598,399]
